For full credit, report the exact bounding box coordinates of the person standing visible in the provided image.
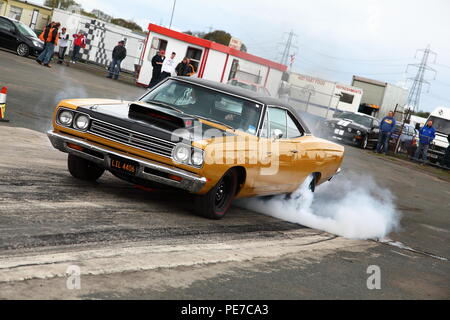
[413,120,436,164]
[57,27,69,65]
[376,111,396,155]
[107,40,127,80]
[160,52,177,81]
[70,31,86,64]
[175,57,190,76]
[148,50,165,88]
[36,22,60,68]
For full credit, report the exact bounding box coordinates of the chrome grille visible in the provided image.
[89,119,175,158]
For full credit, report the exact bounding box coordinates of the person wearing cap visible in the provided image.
[107,40,127,80]
[148,50,166,88]
[70,31,86,64]
[57,27,69,65]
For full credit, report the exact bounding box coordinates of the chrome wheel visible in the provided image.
[17,43,29,57]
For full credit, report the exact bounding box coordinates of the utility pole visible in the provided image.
[169,0,177,29]
[279,30,298,67]
[405,45,437,117]
[394,45,437,154]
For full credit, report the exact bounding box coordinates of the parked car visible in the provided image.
[389,123,418,155]
[47,77,344,220]
[319,111,380,149]
[0,16,44,57]
[227,78,271,96]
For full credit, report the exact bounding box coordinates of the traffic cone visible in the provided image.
[0,87,10,122]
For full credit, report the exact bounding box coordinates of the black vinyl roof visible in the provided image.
[174,77,311,133]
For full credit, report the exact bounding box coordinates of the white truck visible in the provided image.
[427,107,450,164]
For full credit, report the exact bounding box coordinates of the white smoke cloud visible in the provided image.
[236,173,401,240]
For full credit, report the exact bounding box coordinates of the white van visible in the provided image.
[427,107,450,164]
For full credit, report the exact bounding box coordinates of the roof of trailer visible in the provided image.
[147,24,288,72]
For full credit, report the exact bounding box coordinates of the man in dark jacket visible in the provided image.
[148,50,165,88]
[175,57,190,76]
[413,120,436,164]
[107,40,127,80]
[376,111,396,154]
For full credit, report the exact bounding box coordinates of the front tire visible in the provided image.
[194,170,238,220]
[68,154,105,181]
[17,43,30,57]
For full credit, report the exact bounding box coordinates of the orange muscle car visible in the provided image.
[47,77,344,219]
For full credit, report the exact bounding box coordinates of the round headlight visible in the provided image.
[173,145,190,163]
[191,150,204,167]
[357,130,362,135]
[331,123,336,128]
[58,110,73,126]
[348,128,352,133]
[74,114,90,130]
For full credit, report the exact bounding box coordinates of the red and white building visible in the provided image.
[137,24,287,96]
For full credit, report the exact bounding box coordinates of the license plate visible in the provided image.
[110,156,138,175]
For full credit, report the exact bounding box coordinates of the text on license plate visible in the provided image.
[110,156,137,175]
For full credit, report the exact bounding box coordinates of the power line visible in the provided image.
[278,30,298,67]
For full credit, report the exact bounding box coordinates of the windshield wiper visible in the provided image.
[144,100,185,114]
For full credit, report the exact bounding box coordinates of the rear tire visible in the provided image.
[17,43,30,57]
[194,170,238,220]
[68,154,105,181]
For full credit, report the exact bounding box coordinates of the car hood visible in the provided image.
[325,118,370,131]
[77,101,235,145]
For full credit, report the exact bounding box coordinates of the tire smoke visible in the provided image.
[236,173,401,240]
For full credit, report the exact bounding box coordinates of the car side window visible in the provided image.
[268,107,287,139]
[287,112,304,138]
[0,19,13,32]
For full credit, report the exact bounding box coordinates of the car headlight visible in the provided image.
[32,40,43,47]
[74,114,90,130]
[58,110,73,126]
[357,130,362,135]
[347,128,352,133]
[331,123,336,128]
[191,150,204,166]
[173,144,190,163]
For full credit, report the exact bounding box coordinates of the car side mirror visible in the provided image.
[271,129,283,141]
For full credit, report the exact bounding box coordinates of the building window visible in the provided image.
[186,47,202,73]
[0,2,4,15]
[9,6,23,21]
[339,92,354,104]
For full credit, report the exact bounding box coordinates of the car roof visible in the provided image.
[338,111,378,121]
[172,77,311,134]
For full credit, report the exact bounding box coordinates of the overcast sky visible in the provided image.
[37,0,450,112]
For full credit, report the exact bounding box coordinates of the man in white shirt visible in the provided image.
[57,27,69,65]
[160,52,177,81]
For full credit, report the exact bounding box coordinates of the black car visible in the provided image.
[320,111,380,149]
[0,16,44,57]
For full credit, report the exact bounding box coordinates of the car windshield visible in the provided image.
[13,21,37,38]
[140,79,263,135]
[429,116,450,135]
[336,112,373,127]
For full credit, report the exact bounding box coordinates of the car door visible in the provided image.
[255,106,304,193]
[0,18,18,50]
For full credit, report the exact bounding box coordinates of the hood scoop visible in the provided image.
[128,103,195,130]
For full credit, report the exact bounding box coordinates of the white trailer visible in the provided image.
[52,8,146,72]
[286,72,363,119]
[137,24,287,96]
[427,107,450,164]
[352,75,408,119]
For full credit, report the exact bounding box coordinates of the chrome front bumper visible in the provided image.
[47,130,207,193]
